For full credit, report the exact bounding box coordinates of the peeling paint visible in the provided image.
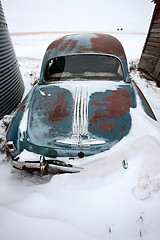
[46,34,126,59]
[27,86,74,146]
[88,89,131,140]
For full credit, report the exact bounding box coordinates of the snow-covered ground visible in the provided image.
[1,32,160,240]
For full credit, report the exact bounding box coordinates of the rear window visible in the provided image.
[45,54,124,81]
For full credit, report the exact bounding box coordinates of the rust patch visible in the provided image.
[121,125,126,133]
[46,34,126,59]
[47,36,78,52]
[98,121,117,133]
[91,89,130,122]
[68,40,78,51]
[39,92,70,122]
[91,34,126,59]
[47,38,64,50]
[46,92,70,122]
[90,89,130,133]
[20,103,26,111]
[47,105,69,122]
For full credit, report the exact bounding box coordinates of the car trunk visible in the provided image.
[26,81,135,156]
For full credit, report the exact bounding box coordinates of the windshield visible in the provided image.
[45,54,124,82]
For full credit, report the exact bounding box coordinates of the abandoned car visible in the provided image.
[7,33,156,173]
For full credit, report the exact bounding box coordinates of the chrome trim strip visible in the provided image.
[56,86,106,146]
[73,86,89,136]
[12,160,81,173]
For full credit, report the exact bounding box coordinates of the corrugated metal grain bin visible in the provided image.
[0,0,24,119]
[138,0,160,85]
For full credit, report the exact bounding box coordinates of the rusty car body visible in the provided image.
[7,33,156,173]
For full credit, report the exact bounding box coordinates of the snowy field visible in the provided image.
[1,32,160,240]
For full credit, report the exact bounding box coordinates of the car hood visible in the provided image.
[26,81,136,154]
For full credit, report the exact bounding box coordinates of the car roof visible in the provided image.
[39,33,130,82]
[47,33,126,58]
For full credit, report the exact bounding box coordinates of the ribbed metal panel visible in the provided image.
[0,0,24,119]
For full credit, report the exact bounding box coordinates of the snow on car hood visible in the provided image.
[26,81,136,154]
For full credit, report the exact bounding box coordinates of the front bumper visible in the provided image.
[11,153,82,174]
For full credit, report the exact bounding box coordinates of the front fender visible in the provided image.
[132,80,156,121]
[6,87,35,157]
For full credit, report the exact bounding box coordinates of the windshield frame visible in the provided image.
[43,53,125,83]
